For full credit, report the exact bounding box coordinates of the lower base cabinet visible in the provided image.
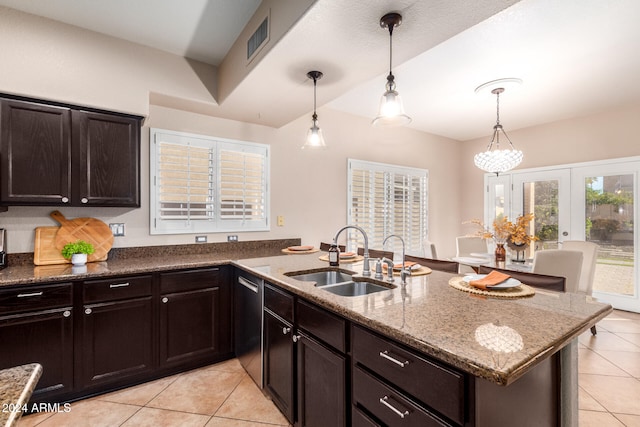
[263,309,294,422]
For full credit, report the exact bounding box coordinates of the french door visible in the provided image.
[485,158,639,312]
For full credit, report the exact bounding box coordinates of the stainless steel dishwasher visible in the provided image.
[234,270,263,388]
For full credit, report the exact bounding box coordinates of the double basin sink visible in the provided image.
[286,269,395,297]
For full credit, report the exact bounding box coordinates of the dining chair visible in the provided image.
[561,240,600,334]
[532,249,583,294]
[455,236,489,273]
[423,240,438,259]
[405,255,459,273]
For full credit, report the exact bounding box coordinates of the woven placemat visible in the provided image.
[318,254,364,263]
[448,276,535,299]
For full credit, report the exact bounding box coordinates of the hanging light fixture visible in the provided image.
[302,70,326,149]
[372,12,411,127]
[474,86,523,175]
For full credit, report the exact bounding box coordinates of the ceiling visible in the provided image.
[1,0,639,141]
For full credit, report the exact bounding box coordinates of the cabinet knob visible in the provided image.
[84,308,92,315]
[292,334,302,343]
[61,197,69,203]
[63,310,71,318]
[81,197,88,204]
[162,297,169,303]
[282,327,291,335]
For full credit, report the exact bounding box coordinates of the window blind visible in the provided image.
[150,129,269,234]
[348,159,428,256]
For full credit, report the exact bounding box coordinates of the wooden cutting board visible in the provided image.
[49,211,114,260]
[34,226,108,265]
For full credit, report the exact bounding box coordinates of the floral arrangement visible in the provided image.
[464,214,538,247]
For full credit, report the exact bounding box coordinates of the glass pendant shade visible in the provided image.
[474,87,523,175]
[303,115,326,149]
[373,77,411,126]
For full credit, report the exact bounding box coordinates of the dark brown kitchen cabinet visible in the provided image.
[159,267,232,369]
[0,94,141,207]
[262,283,347,427]
[0,283,74,402]
[79,275,153,390]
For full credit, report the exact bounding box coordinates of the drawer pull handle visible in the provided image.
[282,327,291,335]
[109,282,130,288]
[379,396,410,419]
[379,350,409,368]
[17,292,44,298]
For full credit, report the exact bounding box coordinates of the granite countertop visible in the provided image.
[0,245,612,387]
[235,253,612,386]
[0,363,42,427]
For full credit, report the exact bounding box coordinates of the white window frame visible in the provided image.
[347,159,428,256]
[150,128,270,235]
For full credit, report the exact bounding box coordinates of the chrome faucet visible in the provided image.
[381,257,394,282]
[383,234,411,285]
[333,225,371,277]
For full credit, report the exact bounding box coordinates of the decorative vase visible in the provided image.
[494,243,506,262]
[71,253,87,266]
[509,243,528,263]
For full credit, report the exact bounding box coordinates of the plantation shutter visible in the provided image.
[348,159,428,256]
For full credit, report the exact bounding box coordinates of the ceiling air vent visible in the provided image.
[247,16,269,61]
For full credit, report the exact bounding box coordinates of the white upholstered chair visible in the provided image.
[455,236,488,274]
[532,249,583,294]
[561,240,600,334]
[423,240,438,259]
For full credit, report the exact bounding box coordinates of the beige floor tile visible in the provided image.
[617,332,640,347]
[579,374,640,415]
[97,375,179,406]
[579,410,625,426]
[121,407,210,427]
[215,375,288,425]
[206,417,289,427]
[580,331,640,352]
[595,350,640,378]
[613,310,640,321]
[579,348,630,376]
[16,411,54,426]
[579,386,607,412]
[598,318,640,334]
[36,400,140,427]
[613,413,640,426]
[201,358,245,374]
[147,369,245,415]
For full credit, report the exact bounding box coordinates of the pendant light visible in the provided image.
[372,12,411,127]
[302,70,326,149]
[474,87,523,175]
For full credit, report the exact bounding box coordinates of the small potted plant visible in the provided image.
[61,240,95,265]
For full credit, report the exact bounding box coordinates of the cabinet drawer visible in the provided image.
[352,406,381,427]
[353,366,452,427]
[83,275,152,303]
[297,299,346,353]
[352,325,465,425]
[264,283,293,322]
[160,267,222,293]
[0,283,72,314]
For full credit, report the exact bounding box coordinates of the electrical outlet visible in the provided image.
[195,236,207,243]
[227,235,238,242]
[109,223,125,237]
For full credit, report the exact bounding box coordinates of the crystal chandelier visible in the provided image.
[302,70,327,149]
[372,12,411,127]
[474,87,523,175]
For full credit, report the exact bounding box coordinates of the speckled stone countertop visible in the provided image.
[0,363,42,427]
[235,253,612,386]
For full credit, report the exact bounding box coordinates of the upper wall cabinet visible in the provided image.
[0,95,142,207]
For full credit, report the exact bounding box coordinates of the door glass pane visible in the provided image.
[523,180,559,254]
[586,174,635,297]
[494,183,505,218]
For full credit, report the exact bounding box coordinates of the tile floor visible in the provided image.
[16,309,640,427]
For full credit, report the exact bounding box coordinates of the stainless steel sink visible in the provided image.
[287,270,353,286]
[286,269,394,296]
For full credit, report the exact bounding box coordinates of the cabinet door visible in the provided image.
[80,297,153,389]
[0,99,71,205]
[264,310,294,423]
[0,308,73,401]
[159,287,222,368]
[296,333,346,427]
[72,110,140,207]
